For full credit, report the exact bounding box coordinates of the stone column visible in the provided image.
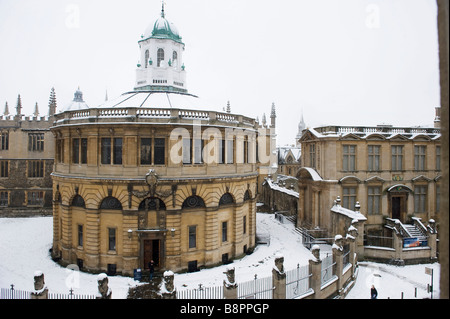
[427,219,438,262]
[272,256,286,299]
[309,245,322,299]
[223,266,238,299]
[31,271,48,299]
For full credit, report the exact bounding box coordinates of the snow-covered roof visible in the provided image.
[298,167,323,181]
[97,91,205,110]
[263,178,299,198]
[330,204,367,222]
[63,89,89,112]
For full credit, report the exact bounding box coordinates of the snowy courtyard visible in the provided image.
[0,214,440,299]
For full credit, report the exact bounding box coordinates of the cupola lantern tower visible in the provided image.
[135,3,187,93]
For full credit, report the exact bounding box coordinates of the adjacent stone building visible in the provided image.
[297,116,442,238]
[0,91,56,216]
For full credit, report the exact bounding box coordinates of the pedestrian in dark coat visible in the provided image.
[148,260,155,281]
[371,285,378,299]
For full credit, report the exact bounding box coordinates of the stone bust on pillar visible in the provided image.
[160,270,176,299]
[31,271,48,299]
[96,273,112,299]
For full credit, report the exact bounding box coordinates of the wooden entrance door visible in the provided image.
[143,239,160,270]
[392,197,401,220]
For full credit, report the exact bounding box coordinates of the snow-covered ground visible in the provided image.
[0,215,440,299]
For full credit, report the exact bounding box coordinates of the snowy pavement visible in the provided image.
[0,215,441,299]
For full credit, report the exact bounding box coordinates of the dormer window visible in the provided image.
[157,48,165,67]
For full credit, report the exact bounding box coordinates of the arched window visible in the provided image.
[100,197,122,210]
[139,197,166,211]
[182,196,205,209]
[219,193,234,206]
[172,51,178,65]
[145,50,150,68]
[244,190,251,201]
[71,195,85,208]
[157,48,165,67]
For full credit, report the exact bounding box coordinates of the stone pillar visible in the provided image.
[159,270,177,299]
[223,266,238,299]
[346,221,358,279]
[332,235,344,295]
[31,271,48,299]
[309,245,322,299]
[427,219,438,262]
[272,255,286,299]
[96,273,112,299]
[393,231,404,262]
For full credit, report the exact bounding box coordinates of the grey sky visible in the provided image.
[0,0,441,146]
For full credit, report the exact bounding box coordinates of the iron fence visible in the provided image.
[286,264,311,299]
[238,274,273,299]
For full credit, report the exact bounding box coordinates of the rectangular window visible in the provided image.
[343,187,356,210]
[243,215,247,234]
[414,146,426,171]
[310,144,316,169]
[140,138,152,165]
[28,160,44,178]
[78,225,83,247]
[391,146,403,171]
[72,138,80,164]
[154,138,165,165]
[28,133,44,151]
[368,145,380,171]
[342,145,356,171]
[414,185,427,213]
[80,138,88,164]
[182,138,192,164]
[108,228,116,251]
[194,139,204,164]
[56,139,64,163]
[113,138,123,165]
[0,131,9,150]
[188,226,197,249]
[367,187,381,215]
[436,146,441,170]
[0,191,8,207]
[101,138,111,164]
[436,185,440,213]
[27,191,44,206]
[219,139,225,164]
[226,139,234,164]
[222,221,228,242]
[0,160,8,178]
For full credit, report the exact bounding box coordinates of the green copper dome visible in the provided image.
[141,6,183,44]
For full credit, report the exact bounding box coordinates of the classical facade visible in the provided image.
[51,6,275,276]
[0,91,57,216]
[297,114,442,238]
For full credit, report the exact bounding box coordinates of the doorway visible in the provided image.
[392,197,401,220]
[144,239,160,270]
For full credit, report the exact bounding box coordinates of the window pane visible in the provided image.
[108,228,116,251]
[154,138,165,165]
[189,226,196,249]
[72,139,80,164]
[113,138,123,165]
[140,138,152,165]
[81,139,88,164]
[101,138,111,164]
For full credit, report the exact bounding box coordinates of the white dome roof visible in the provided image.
[63,89,89,112]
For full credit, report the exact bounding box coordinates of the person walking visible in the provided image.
[148,260,155,281]
[371,285,378,299]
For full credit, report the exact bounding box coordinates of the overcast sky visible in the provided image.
[0,0,441,146]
